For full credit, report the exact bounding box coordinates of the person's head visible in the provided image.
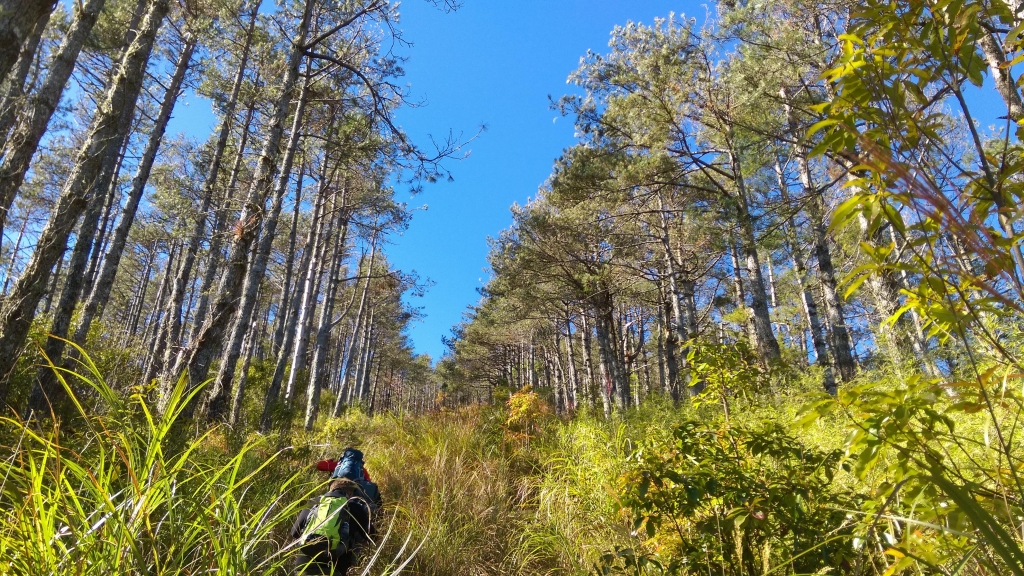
[328,478,359,496]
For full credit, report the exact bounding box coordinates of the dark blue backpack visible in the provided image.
[332,448,364,481]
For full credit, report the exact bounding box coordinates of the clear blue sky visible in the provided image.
[382,0,686,361]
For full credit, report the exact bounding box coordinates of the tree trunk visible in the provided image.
[656,196,693,399]
[0,6,50,142]
[0,0,107,241]
[552,340,565,413]
[228,317,257,427]
[782,90,855,381]
[979,33,1024,122]
[261,182,324,430]
[29,123,128,414]
[304,213,349,429]
[563,316,578,411]
[188,101,256,342]
[122,249,152,339]
[0,0,54,89]
[2,211,28,294]
[158,19,256,387]
[283,172,338,408]
[591,292,624,415]
[85,136,130,288]
[353,307,376,403]
[272,172,304,356]
[0,0,167,390]
[580,310,596,408]
[774,155,836,394]
[138,242,179,380]
[334,245,376,415]
[729,147,780,363]
[173,0,314,398]
[655,297,667,396]
[206,83,312,421]
[75,33,196,344]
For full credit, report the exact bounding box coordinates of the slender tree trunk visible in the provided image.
[138,243,179,382]
[591,292,624,414]
[0,0,107,240]
[774,155,836,394]
[580,310,596,408]
[353,307,376,402]
[158,21,256,387]
[228,317,257,427]
[284,176,338,408]
[782,91,855,381]
[656,197,693,399]
[304,215,349,429]
[272,174,303,356]
[42,252,64,314]
[552,340,565,413]
[563,317,578,411]
[638,312,650,398]
[0,0,167,391]
[656,297,667,396]
[174,0,314,399]
[205,73,313,421]
[0,6,50,141]
[979,33,1024,122]
[614,307,632,409]
[0,0,54,89]
[2,211,28,294]
[887,224,942,378]
[188,101,256,342]
[729,236,756,343]
[729,148,780,362]
[122,249,153,337]
[29,125,128,413]
[334,245,376,415]
[261,184,324,430]
[85,137,130,288]
[75,33,196,344]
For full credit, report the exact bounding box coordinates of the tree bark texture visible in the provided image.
[262,182,324,430]
[0,6,50,142]
[774,155,836,394]
[206,77,312,421]
[172,0,315,401]
[0,0,107,241]
[0,0,168,392]
[0,0,54,89]
[75,33,196,345]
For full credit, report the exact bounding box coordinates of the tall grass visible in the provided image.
[0,347,313,575]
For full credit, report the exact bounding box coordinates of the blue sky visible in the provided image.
[377,0,686,361]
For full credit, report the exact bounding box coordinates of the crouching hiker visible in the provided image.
[290,478,372,575]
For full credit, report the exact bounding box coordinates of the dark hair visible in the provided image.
[329,478,358,495]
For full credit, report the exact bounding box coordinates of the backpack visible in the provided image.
[300,495,352,554]
[331,448,364,481]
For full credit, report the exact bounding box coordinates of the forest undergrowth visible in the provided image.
[5,350,1024,576]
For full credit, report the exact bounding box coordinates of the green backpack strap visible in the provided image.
[301,495,350,552]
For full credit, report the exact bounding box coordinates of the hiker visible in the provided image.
[315,447,382,510]
[290,478,372,575]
